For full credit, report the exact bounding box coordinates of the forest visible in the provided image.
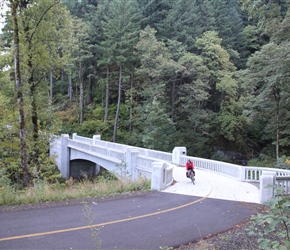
[0,0,290,187]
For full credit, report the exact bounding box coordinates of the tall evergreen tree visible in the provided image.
[246,42,290,160]
[195,31,236,112]
[159,0,204,53]
[135,26,179,150]
[100,0,141,142]
[64,18,93,124]
[242,0,289,37]
[136,0,174,38]
[141,97,176,151]
[163,0,215,57]
[175,52,214,156]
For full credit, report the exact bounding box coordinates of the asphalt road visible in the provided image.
[0,191,260,250]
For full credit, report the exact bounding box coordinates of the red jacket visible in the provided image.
[186,161,194,170]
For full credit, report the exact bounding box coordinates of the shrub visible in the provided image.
[248,154,276,168]
[248,188,290,249]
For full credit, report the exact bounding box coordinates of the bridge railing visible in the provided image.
[137,148,172,162]
[94,134,173,162]
[259,171,290,203]
[68,134,174,190]
[244,167,290,182]
[72,134,94,145]
[276,176,290,195]
[134,155,155,181]
[180,155,243,181]
[69,135,126,160]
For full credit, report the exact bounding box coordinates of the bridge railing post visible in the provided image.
[60,134,70,179]
[72,133,77,140]
[238,166,245,182]
[260,171,276,204]
[172,147,187,165]
[93,135,101,145]
[151,162,167,191]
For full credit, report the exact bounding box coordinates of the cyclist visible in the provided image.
[186,159,195,178]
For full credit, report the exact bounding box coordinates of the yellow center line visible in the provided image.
[0,186,212,242]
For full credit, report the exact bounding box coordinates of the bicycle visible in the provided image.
[188,169,195,185]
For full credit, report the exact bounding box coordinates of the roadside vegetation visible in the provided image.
[0,168,151,207]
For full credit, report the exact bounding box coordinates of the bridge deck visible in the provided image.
[163,166,260,204]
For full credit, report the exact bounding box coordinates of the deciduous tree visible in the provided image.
[5,0,72,186]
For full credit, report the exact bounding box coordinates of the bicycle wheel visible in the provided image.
[190,171,195,185]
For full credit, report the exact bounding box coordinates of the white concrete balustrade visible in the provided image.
[180,155,243,181]
[50,133,290,203]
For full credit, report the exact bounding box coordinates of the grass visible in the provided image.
[0,172,151,250]
[0,175,151,207]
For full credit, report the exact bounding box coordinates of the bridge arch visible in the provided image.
[69,148,122,178]
[70,159,100,178]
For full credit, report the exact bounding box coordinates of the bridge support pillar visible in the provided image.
[260,171,276,204]
[60,134,70,179]
[151,162,167,191]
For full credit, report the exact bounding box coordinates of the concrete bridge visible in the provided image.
[50,133,290,204]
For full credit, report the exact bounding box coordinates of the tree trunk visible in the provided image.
[79,62,84,124]
[30,83,41,171]
[274,88,280,161]
[86,74,93,105]
[104,66,110,123]
[129,70,134,133]
[50,70,53,118]
[172,76,176,121]
[68,66,73,104]
[113,64,122,143]
[12,1,30,187]
[26,18,40,171]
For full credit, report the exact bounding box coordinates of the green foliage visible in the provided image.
[140,97,176,151]
[2,0,290,175]
[274,156,290,170]
[137,0,174,33]
[136,26,177,80]
[99,0,141,66]
[95,168,118,182]
[211,151,231,163]
[246,42,290,159]
[195,31,236,113]
[78,119,107,138]
[248,154,276,168]
[242,0,289,38]
[248,191,290,249]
